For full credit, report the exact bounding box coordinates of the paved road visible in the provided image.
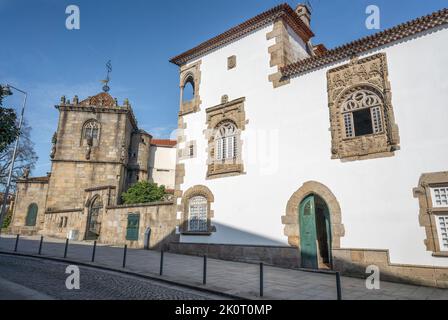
[0,254,228,300]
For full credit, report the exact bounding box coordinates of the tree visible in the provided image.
[0,121,38,192]
[121,181,166,204]
[0,93,20,153]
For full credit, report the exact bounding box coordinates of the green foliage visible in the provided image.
[0,106,20,153]
[2,208,12,229]
[121,181,166,204]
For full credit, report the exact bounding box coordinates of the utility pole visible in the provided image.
[0,85,27,232]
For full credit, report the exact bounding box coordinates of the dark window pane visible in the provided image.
[353,108,373,136]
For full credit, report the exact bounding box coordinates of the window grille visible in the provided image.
[436,215,448,251]
[188,196,207,232]
[215,122,237,160]
[431,187,448,208]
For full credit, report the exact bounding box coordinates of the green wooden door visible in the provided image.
[126,214,140,241]
[25,203,38,226]
[299,195,318,269]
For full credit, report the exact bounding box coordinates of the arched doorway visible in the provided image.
[282,181,345,270]
[85,196,102,240]
[299,195,332,269]
[25,203,38,226]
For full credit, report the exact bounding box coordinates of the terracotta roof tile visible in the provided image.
[151,139,177,147]
[281,8,448,78]
[169,3,313,66]
[79,92,117,107]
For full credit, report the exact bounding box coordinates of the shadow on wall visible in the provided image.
[181,221,287,246]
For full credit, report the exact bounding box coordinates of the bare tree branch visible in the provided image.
[0,120,38,192]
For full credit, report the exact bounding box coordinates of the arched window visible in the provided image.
[188,196,208,232]
[25,203,38,226]
[215,122,237,161]
[182,76,195,102]
[82,120,100,143]
[341,89,384,138]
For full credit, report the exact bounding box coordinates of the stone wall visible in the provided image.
[100,201,177,249]
[42,210,84,239]
[333,248,448,288]
[10,179,49,235]
[37,201,176,249]
[168,242,300,268]
[46,162,122,211]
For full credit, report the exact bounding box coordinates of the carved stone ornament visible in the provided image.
[326,53,400,162]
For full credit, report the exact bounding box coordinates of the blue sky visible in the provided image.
[0,0,446,177]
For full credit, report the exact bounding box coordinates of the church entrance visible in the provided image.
[85,196,102,240]
[299,194,332,269]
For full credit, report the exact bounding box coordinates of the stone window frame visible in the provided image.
[179,61,202,116]
[80,119,101,147]
[178,140,197,160]
[179,185,215,235]
[205,96,246,180]
[327,53,400,162]
[413,171,448,257]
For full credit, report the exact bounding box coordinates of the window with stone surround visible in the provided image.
[414,172,448,256]
[327,53,400,161]
[206,96,246,180]
[188,196,208,232]
[179,185,214,235]
[81,119,100,146]
[342,89,384,138]
[179,61,201,116]
[215,122,237,161]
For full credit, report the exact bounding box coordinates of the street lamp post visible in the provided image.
[0,85,27,233]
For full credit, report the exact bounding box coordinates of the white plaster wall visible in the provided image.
[286,25,310,62]
[149,146,176,189]
[177,23,448,267]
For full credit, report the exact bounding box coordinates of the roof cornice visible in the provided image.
[169,3,314,66]
[281,8,448,78]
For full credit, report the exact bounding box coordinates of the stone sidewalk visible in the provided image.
[0,235,446,300]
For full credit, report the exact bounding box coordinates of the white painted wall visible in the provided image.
[177,22,448,268]
[149,145,176,189]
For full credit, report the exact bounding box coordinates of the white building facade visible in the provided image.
[169,4,448,287]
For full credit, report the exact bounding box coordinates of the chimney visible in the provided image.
[295,3,311,28]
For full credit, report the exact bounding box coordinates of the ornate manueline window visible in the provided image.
[81,119,100,146]
[342,90,384,138]
[414,172,448,256]
[188,196,208,232]
[206,96,246,179]
[327,53,400,161]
